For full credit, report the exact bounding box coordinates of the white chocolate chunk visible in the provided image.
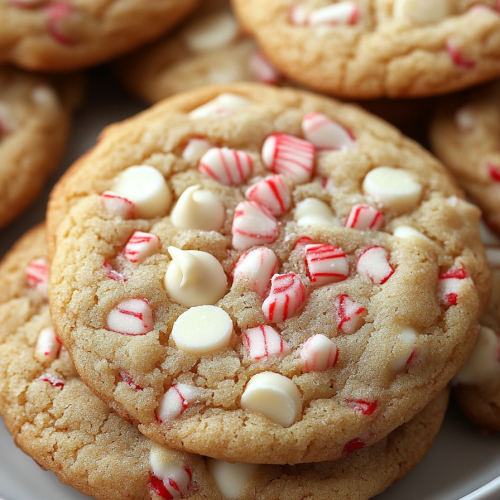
[206,459,259,499]
[150,445,194,498]
[301,334,338,372]
[363,167,422,214]
[455,105,475,132]
[156,383,200,422]
[393,0,450,24]
[182,138,213,161]
[170,185,225,231]
[107,299,154,336]
[455,326,500,384]
[309,2,360,26]
[189,93,250,119]
[34,327,61,362]
[294,198,339,227]
[164,247,228,307]
[390,328,418,372]
[393,225,429,241]
[183,11,239,52]
[123,231,160,264]
[171,305,233,355]
[242,325,290,361]
[240,372,302,427]
[31,85,59,108]
[112,165,172,218]
[232,247,279,297]
[301,112,356,151]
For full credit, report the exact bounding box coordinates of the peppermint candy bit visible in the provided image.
[487,163,500,182]
[242,325,290,361]
[156,383,200,422]
[34,327,61,362]
[301,334,338,372]
[309,2,360,26]
[245,174,291,216]
[123,231,160,264]
[107,298,154,336]
[356,246,394,285]
[37,374,64,388]
[262,273,307,323]
[446,41,476,69]
[119,370,143,390]
[437,267,468,306]
[343,437,366,455]
[344,204,384,231]
[302,113,356,151]
[100,191,135,219]
[305,244,349,285]
[232,201,279,250]
[46,2,76,45]
[199,147,253,186]
[189,93,250,118]
[346,399,377,415]
[26,258,49,298]
[102,262,127,282]
[249,50,282,85]
[335,294,367,335]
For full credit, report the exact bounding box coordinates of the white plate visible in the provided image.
[0,69,499,500]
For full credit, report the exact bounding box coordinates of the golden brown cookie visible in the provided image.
[0,0,200,71]
[0,65,80,229]
[47,83,486,464]
[430,80,500,234]
[0,224,450,500]
[230,0,500,98]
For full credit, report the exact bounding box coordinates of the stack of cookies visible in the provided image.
[0,1,499,500]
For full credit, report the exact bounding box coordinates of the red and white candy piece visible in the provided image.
[487,163,500,183]
[100,191,135,219]
[437,268,469,306]
[309,2,360,26]
[335,294,367,335]
[123,231,160,264]
[288,3,309,25]
[301,334,338,372]
[206,459,259,500]
[245,174,291,216]
[111,165,172,219]
[231,201,278,250]
[346,399,377,415]
[232,247,279,297]
[182,138,213,162]
[305,244,349,285]
[242,325,290,361]
[149,446,195,499]
[344,204,384,231]
[156,383,200,422]
[446,40,476,69]
[199,147,253,186]
[182,11,239,52]
[34,327,61,362]
[249,50,282,85]
[37,373,64,388]
[455,105,475,132]
[189,93,250,118]
[102,262,127,282]
[240,371,302,427]
[302,113,356,151]
[45,2,76,45]
[119,370,143,390]
[107,298,154,336]
[393,0,450,24]
[262,273,307,323]
[356,246,394,285]
[390,328,418,372]
[261,133,315,184]
[26,258,49,298]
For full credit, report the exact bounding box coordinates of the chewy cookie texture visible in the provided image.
[47,83,487,464]
[231,0,500,98]
[0,0,200,71]
[0,225,450,500]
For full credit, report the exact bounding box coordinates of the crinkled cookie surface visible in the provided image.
[231,0,500,98]
[0,0,200,71]
[0,224,449,500]
[48,83,486,464]
[431,80,500,234]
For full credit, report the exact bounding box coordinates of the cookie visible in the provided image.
[454,221,500,432]
[430,80,500,234]
[0,65,80,229]
[47,83,487,464]
[230,0,500,98]
[0,0,200,71]
[0,224,450,500]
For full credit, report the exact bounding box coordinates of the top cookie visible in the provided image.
[430,79,500,235]
[48,83,487,464]
[0,0,200,71]
[231,0,500,98]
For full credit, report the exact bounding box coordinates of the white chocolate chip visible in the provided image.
[240,372,302,427]
[182,138,213,162]
[112,165,172,218]
[294,198,339,227]
[455,326,500,384]
[362,167,422,214]
[164,247,228,307]
[31,85,59,108]
[189,93,250,119]
[393,225,429,241]
[170,185,225,231]
[455,105,475,132]
[182,11,239,52]
[393,0,450,24]
[206,459,259,499]
[171,305,233,355]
